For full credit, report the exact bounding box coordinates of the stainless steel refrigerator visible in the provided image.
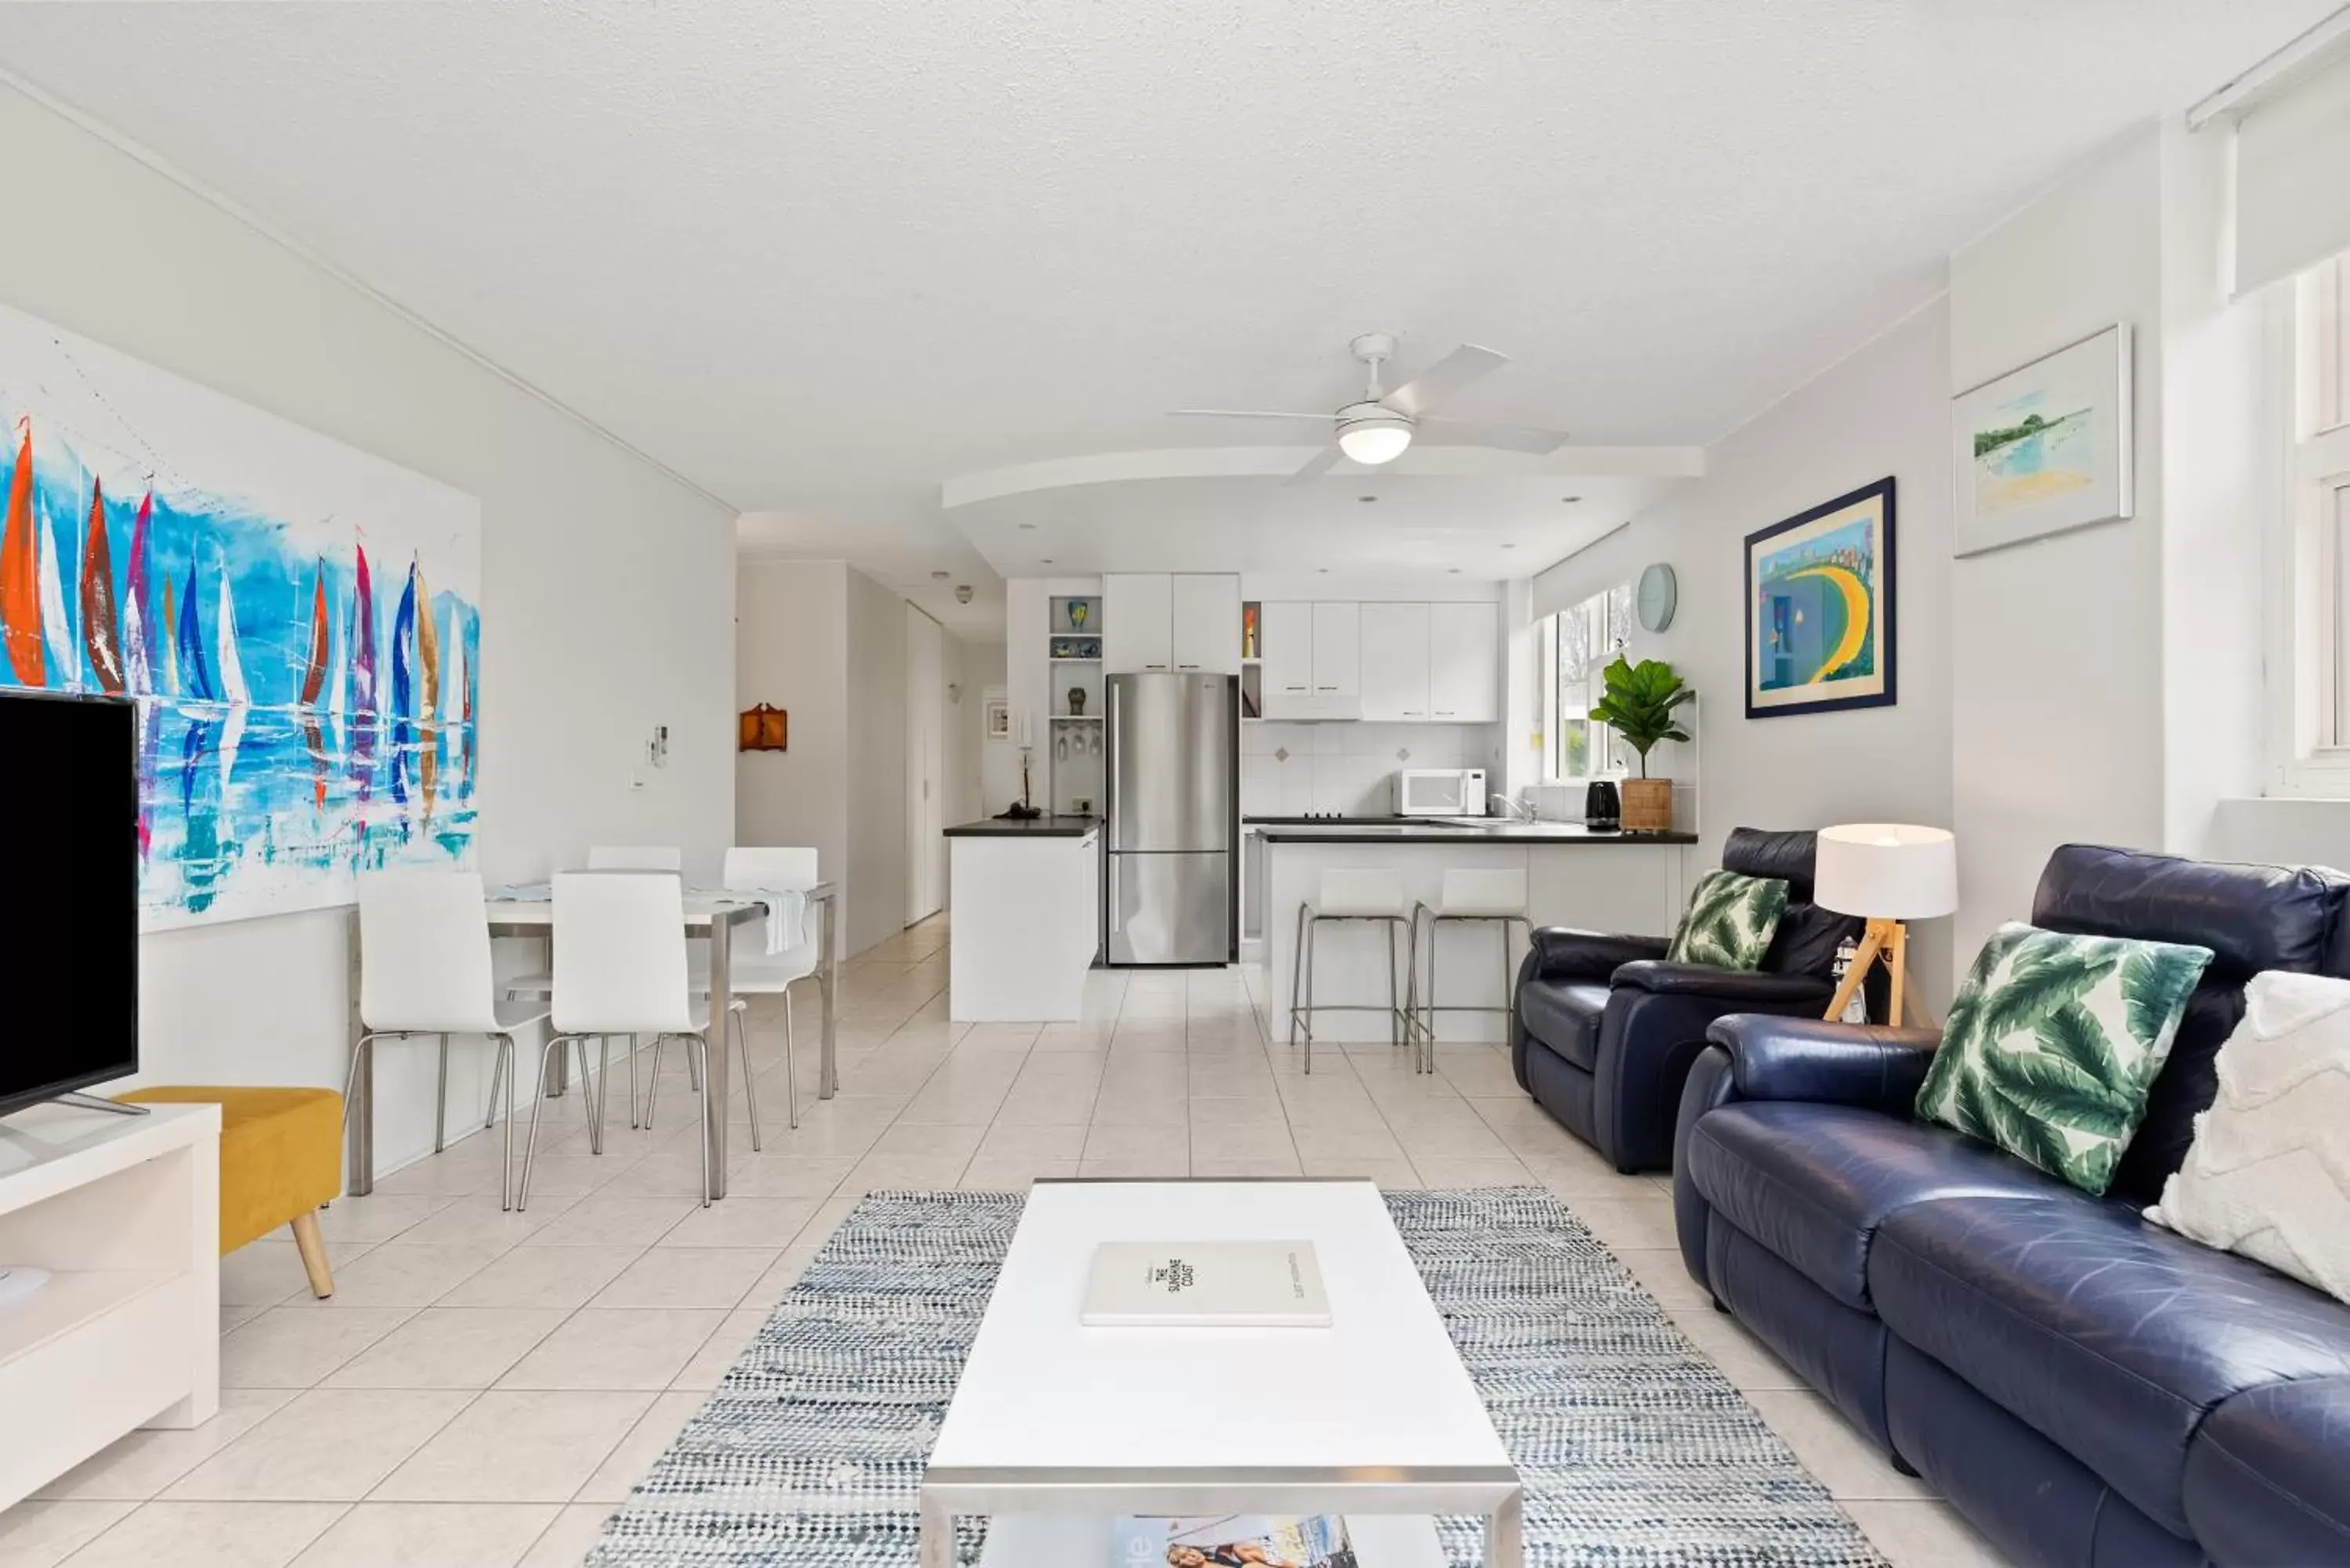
[1104,672,1238,966]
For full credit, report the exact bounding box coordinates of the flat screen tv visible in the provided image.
[0,692,138,1118]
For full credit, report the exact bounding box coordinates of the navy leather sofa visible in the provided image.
[1512,827,1871,1172]
[1674,844,2350,1567]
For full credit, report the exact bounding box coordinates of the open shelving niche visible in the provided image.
[1046,594,1105,816]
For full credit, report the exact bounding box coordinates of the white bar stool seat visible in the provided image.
[1286,869,1412,1074]
[1409,868,1531,1071]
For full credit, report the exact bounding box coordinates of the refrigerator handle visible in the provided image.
[1107,856,1119,933]
[1106,681,1120,851]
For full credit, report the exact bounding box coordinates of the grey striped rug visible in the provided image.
[586,1187,1889,1566]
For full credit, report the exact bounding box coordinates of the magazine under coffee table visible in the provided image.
[922,1179,1522,1567]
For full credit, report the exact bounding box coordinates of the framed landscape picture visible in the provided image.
[1745,476,1896,720]
[1951,322,2132,557]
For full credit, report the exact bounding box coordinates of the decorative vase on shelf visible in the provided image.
[1067,686,1088,717]
[1068,598,1090,630]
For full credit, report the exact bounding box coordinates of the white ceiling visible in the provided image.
[2,2,2329,636]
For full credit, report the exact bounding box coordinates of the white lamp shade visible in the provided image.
[1336,417,1412,465]
[1815,823,1957,920]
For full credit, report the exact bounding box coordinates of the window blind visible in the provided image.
[2234,48,2350,296]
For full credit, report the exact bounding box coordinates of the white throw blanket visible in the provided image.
[2146,970,2350,1304]
[743,887,810,956]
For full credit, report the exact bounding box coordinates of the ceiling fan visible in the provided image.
[1171,332,1570,486]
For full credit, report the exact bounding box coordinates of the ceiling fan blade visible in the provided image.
[1381,343,1508,417]
[1414,415,1571,454]
[1282,448,1342,487]
[1169,407,1339,422]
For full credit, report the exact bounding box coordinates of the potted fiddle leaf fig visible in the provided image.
[1589,656,1694,832]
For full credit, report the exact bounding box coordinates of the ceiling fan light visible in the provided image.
[1337,415,1412,466]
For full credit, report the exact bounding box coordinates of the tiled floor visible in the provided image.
[0,915,2011,1566]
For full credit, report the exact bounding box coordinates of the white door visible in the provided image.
[1311,602,1361,699]
[1429,600,1499,723]
[1103,573,1173,673]
[1260,600,1313,714]
[906,605,947,923]
[1170,573,1242,674]
[1358,602,1430,721]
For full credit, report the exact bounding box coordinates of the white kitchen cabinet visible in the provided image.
[1429,600,1500,723]
[1311,602,1361,700]
[1358,602,1431,721]
[1170,573,1242,674]
[1103,573,1173,672]
[1261,601,1313,703]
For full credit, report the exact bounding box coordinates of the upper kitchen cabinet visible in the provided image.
[1310,602,1361,701]
[1103,573,1173,671]
[1104,573,1240,674]
[1359,602,1431,721]
[1429,600,1500,722]
[1261,600,1356,719]
[1171,573,1242,674]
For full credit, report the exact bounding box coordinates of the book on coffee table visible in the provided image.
[1082,1241,1331,1327]
[1112,1512,1357,1567]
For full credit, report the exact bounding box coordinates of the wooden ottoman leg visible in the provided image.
[290,1210,334,1299]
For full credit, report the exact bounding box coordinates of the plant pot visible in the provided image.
[1620,778,1674,833]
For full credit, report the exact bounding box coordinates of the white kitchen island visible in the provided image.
[1260,822,1696,1044]
[946,816,1102,1021]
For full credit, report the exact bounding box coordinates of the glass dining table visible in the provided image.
[345,881,841,1201]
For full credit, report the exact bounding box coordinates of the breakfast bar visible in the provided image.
[945,816,1102,1022]
[1259,822,1697,1044]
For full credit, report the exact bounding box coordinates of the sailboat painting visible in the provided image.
[0,301,481,929]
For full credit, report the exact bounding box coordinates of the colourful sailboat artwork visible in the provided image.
[0,298,481,928]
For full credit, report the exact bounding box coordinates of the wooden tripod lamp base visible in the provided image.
[1822,916,1922,1026]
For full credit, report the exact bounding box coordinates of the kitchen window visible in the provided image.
[1543,582,1632,781]
[2269,252,2350,796]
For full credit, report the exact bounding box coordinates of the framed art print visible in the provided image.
[1745,476,1896,720]
[1951,322,2132,557]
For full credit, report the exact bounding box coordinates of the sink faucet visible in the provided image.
[1491,792,1535,822]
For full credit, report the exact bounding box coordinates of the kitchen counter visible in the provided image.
[943,815,1100,837]
[1254,821,1697,846]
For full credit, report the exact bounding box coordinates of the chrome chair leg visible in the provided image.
[627,1034,642,1129]
[1300,914,1318,1076]
[483,1037,504,1133]
[645,1038,665,1131]
[1385,919,1401,1051]
[518,1037,561,1212]
[783,988,800,1130]
[1287,900,1311,1050]
[432,1033,450,1154]
[735,1007,765,1152]
[685,1033,715,1207]
[573,1035,604,1154]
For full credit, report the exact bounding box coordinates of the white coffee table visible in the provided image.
[922,1179,1522,1566]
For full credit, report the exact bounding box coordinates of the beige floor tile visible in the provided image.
[165,1388,473,1501]
[0,1499,133,1566]
[220,1307,418,1389]
[283,1243,507,1311]
[1560,1194,1680,1251]
[374,1391,653,1502]
[436,1248,641,1312]
[959,1157,1083,1189]
[718,1155,855,1198]
[287,1501,562,1567]
[1747,1390,1936,1501]
[1665,1307,1805,1390]
[514,1503,616,1567]
[974,1122,1089,1161]
[221,1241,324,1308]
[523,1196,700,1249]
[572,1391,707,1502]
[668,1306,771,1391]
[865,1122,987,1160]
[1298,1154,1422,1187]
[739,1248,822,1306]
[1289,1122,1408,1160]
[1078,1154,1191,1178]
[1410,1155,1534,1188]
[382,1198,569,1252]
[1844,1500,2016,1567]
[32,1391,298,1503]
[1617,1246,1713,1311]
[313,1194,452,1247]
[990,1087,1099,1125]
[495,1308,725,1391]
[591,1247,777,1309]
[1080,1124,1188,1162]
[1184,1097,1291,1132]
[1189,1154,1307,1177]
[657,1197,820,1249]
[59,1501,345,1567]
[324,1309,570,1391]
[838,1154,973,1194]
[1388,1118,1516,1160]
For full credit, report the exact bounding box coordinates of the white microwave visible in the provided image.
[1395,768,1487,817]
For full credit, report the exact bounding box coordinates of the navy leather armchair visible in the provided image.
[1674,844,2350,1567]
[1512,826,1869,1172]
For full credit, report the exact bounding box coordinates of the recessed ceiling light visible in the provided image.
[1018,522,1037,531]
[1561,495,1582,504]
[1501,543,1517,550]
[1358,495,1378,504]
[930,570,949,580]
[1448,568,1462,574]
[1317,567,1330,574]
[1040,558,1054,565]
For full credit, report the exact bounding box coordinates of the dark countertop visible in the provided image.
[1256,821,1697,845]
[943,815,1101,838]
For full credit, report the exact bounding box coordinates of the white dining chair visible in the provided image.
[518,873,718,1209]
[719,845,821,1130]
[351,870,550,1209]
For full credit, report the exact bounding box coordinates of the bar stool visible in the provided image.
[1408,869,1531,1071]
[1286,869,1412,1075]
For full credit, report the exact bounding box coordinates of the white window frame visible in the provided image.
[1540,582,1632,784]
[2265,255,2350,797]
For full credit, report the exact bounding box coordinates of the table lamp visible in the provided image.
[1814,823,1958,1026]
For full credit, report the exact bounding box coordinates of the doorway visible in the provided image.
[906,605,947,924]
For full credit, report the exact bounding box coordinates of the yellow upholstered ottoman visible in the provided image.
[116,1086,343,1298]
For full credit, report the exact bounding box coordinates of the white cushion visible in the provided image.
[2146,970,2350,1304]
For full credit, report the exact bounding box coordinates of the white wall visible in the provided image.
[736,558,849,888]
[1535,302,1958,1008]
[844,567,910,953]
[956,640,1012,818]
[0,82,736,1174]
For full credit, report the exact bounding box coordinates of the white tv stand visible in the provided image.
[0,1099,220,1509]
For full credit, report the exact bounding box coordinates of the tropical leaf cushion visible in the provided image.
[1664,869,1790,972]
[1915,922,2214,1196]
